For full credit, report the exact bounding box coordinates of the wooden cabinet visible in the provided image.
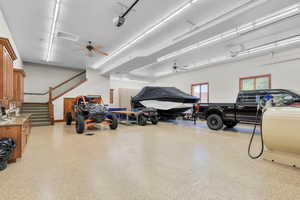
[0,114,31,162]
[0,38,17,108]
[13,69,25,107]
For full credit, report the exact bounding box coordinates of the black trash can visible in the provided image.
[0,138,16,171]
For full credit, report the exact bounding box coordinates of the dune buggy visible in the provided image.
[66,95,118,134]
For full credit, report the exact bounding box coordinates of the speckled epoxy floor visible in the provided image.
[0,121,300,200]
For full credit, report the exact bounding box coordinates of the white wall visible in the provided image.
[23,62,83,93]
[110,79,149,107]
[155,47,300,103]
[23,62,83,102]
[53,70,150,120]
[0,8,22,68]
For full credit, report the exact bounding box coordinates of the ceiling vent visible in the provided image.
[56,31,79,42]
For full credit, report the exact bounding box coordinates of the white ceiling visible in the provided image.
[1,0,300,79]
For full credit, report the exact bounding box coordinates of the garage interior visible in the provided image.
[0,0,300,199]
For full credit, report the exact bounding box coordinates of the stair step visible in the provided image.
[31,114,49,119]
[23,106,48,109]
[32,121,51,127]
[31,117,49,122]
[22,107,48,111]
[22,110,49,113]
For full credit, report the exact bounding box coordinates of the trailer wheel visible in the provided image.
[207,114,223,130]
[138,114,147,126]
[150,116,159,125]
[66,112,72,125]
[108,114,118,130]
[224,121,237,128]
[76,116,85,134]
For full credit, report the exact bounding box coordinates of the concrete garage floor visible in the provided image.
[1,122,300,200]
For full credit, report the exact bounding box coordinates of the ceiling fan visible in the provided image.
[172,62,188,72]
[74,41,108,58]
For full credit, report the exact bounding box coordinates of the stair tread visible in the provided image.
[32,118,50,121]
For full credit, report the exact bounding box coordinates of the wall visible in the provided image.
[155,47,300,103]
[23,62,83,102]
[53,68,110,120]
[53,74,149,120]
[0,8,22,68]
[110,79,149,107]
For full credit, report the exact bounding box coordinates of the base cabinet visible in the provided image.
[0,115,31,162]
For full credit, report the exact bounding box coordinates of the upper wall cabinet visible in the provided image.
[13,69,25,107]
[0,37,17,107]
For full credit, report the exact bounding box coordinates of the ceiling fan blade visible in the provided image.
[93,48,108,56]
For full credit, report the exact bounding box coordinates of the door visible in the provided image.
[236,93,262,123]
[63,98,76,121]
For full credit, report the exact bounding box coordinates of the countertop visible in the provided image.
[0,114,31,127]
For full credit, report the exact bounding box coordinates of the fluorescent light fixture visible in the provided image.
[46,0,61,62]
[157,4,300,62]
[239,35,300,56]
[158,35,300,77]
[92,0,200,69]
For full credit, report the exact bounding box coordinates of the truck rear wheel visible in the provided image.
[224,121,237,128]
[207,114,223,130]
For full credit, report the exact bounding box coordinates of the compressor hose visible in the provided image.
[248,106,264,159]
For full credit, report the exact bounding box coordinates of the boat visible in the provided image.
[131,86,199,120]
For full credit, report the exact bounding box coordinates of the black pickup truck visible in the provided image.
[197,89,300,130]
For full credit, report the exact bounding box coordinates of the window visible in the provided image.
[240,74,271,91]
[191,83,209,103]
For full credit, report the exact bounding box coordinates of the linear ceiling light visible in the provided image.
[239,35,300,56]
[157,35,300,77]
[157,4,300,62]
[92,0,200,69]
[46,0,62,62]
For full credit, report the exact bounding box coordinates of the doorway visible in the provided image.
[63,98,76,121]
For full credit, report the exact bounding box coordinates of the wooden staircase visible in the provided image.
[23,70,86,127]
[22,103,51,127]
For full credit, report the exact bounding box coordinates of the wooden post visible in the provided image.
[48,87,54,125]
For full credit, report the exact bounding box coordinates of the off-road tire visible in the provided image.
[108,114,118,130]
[76,116,85,134]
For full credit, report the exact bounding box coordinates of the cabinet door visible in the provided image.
[3,48,8,99]
[7,53,13,100]
[20,73,24,103]
[0,126,21,160]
